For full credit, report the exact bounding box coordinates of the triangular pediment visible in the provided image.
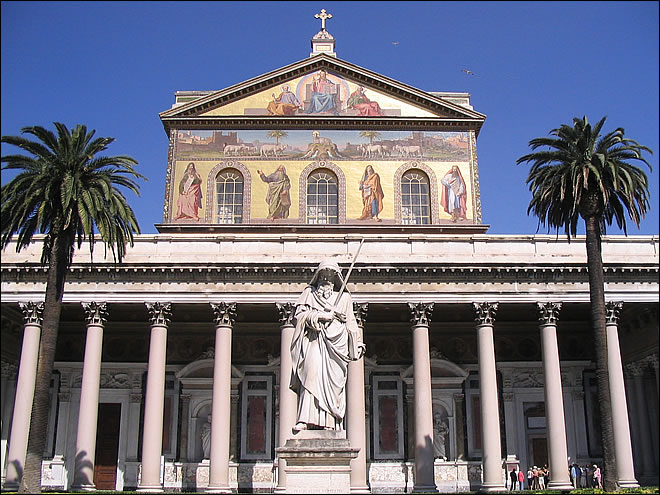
[160,54,485,130]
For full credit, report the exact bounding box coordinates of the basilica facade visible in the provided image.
[1,18,658,493]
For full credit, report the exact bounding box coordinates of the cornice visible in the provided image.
[3,262,657,283]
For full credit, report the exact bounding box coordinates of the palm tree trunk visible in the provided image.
[584,216,617,491]
[19,233,68,494]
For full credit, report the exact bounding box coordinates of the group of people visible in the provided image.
[523,465,550,490]
[507,462,602,491]
[569,462,603,489]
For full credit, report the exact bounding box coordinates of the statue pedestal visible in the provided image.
[275,430,359,494]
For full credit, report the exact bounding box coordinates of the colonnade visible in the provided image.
[1,300,648,492]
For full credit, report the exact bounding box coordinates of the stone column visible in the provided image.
[536,302,572,490]
[138,302,171,493]
[626,361,655,477]
[473,302,505,493]
[453,393,466,460]
[179,395,191,462]
[649,354,659,401]
[501,392,518,463]
[1,363,18,487]
[347,302,369,493]
[206,302,236,494]
[72,302,108,490]
[274,302,297,493]
[571,390,589,459]
[604,302,639,487]
[4,302,43,490]
[408,302,437,493]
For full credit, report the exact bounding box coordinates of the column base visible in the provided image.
[350,485,371,493]
[478,481,507,493]
[136,485,164,493]
[206,484,232,494]
[413,484,438,493]
[70,482,97,491]
[617,479,640,489]
[2,481,19,491]
[547,480,574,490]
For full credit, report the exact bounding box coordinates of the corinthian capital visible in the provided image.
[473,302,498,325]
[537,302,562,325]
[408,302,434,326]
[82,302,108,326]
[353,302,369,328]
[145,302,172,326]
[276,302,295,327]
[211,302,237,327]
[605,301,624,325]
[19,301,44,325]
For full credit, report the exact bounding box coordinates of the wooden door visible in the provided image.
[93,403,121,490]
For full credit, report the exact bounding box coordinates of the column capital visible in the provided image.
[473,301,498,325]
[537,301,562,325]
[210,302,237,327]
[276,302,296,327]
[19,301,44,325]
[1,361,18,378]
[353,302,369,328]
[502,392,514,402]
[605,301,624,325]
[408,302,434,326]
[453,393,465,402]
[646,354,658,370]
[82,301,108,326]
[624,362,646,377]
[145,302,172,326]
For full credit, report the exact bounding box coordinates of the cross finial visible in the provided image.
[315,9,332,30]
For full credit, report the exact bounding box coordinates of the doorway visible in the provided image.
[530,437,548,468]
[93,403,121,490]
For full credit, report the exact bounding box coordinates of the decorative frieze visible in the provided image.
[409,302,434,326]
[19,301,44,325]
[145,302,172,326]
[353,302,369,328]
[82,301,108,325]
[276,302,295,327]
[210,302,237,327]
[537,302,562,325]
[473,302,498,325]
[606,301,624,325]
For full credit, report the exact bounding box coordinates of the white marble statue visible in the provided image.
[200,414,211,459]
[290,260,365,431]
[433,412,449,459]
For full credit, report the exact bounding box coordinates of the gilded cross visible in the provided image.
[315,9,332,30]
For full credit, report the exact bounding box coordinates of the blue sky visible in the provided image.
[2,1,658,236]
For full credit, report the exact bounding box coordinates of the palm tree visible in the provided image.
[1,122,145,493]
[517,116,652,492]
[359,130,381,145]
[268,130,287,145]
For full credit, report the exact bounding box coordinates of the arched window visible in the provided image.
[400,170,431,224]
[215,169,244,224]
[306,169,338,224]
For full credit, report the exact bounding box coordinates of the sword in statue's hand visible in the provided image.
[321,238,365,319]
